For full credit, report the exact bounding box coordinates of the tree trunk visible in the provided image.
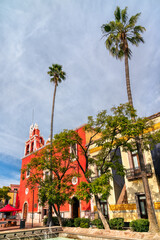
[50,82,57,143]
[136,138,159,232]
[57,213,63,227]
[94,194,110,230]
[47,82,57,226]
[124,52,133,107]
[53,204,63,227]
[57,206,63,227]
[47,204,53,226]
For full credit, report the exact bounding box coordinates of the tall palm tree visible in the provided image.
[48,64,66,144]
[102,6,145,107]
[47,64,66,226]
[101,7,159,232]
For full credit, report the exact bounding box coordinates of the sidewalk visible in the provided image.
[63,227,160,240]
[0,222,43,232]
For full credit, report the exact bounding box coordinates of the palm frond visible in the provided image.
[101,24,111,33]
[121,7,128,24]
[129,13,141,26]
[47,64,66,85]
[114,6,121,22]
[127,37,138,46]
[101,7,145,60]
[134,25,146,33]
[118,49,124,59]
[127,48,132,59]
[128,33,145,45]
[116,21,124,31]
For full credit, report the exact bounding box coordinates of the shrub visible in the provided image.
[74,218,81,227]
[62,218,74,227]
[109,218,124,230]
[44,216,74,227]
[130,219,149,232]
[43,217,48,225]
[91,219,104,229]
[43,216,59,226]
[80,218,90,228]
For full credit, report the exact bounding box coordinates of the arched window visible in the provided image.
[30,142,34,152]
[23,203,28,220]
[26,145,29,155]
[71,197,80,219]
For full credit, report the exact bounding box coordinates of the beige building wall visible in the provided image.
[87,114,160,225]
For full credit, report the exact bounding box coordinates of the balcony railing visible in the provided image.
[126,164,152,180]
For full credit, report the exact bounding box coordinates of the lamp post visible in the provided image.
[32,189,34,228]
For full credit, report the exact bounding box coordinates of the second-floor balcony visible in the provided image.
[126,164,152,181]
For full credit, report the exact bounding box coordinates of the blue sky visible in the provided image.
[0,0,160,186]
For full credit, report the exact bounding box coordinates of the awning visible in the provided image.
[0,204,21,212]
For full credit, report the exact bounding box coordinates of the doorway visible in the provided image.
[23,203,28,221]
[71,197,80,218]
[137,194,148,219]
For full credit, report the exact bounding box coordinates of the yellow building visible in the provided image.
[88,112,160,225]
[1,184,20,207]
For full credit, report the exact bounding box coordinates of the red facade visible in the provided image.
[19,124,91,223]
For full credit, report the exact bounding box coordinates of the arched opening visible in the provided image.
[23,203,28,221]
[71,197,80,219]
[26,145,29,155]
[30,142,34,152]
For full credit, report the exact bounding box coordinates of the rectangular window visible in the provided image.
[70,143,77,161]
[100,200,108,217]
[45,171,49,180]
[137,194,148,219]
[131,150,139,169]
[61,212,64,218]
[43,209,47,216]
[97,167,101,177]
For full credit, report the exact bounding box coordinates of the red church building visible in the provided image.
[19,123,91,223]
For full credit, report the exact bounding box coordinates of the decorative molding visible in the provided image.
[89,146,101,154]
[154,202,160,210]
[109,203,136,211]
[109,202,160,212]
[89,122,160,155]
[72,177,78,185]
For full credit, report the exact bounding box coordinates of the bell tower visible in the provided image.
[24,123,45,156]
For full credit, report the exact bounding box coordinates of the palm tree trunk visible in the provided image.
[47,82,57,226]
[50,82,57,143]
[124,52,133,107]
[136,138,159,232]
[94,194,110,230]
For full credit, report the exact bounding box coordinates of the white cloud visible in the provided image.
[0,178,20,188]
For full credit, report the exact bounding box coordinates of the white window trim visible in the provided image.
[43,170,54,180]
[70,144,77,162]
[26,169,30,178]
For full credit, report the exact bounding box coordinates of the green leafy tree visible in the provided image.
[74,104,159,230]
[47,64,66,225]
[101,7,159,232]
[0,186,11,205]
[22,134,78,226]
